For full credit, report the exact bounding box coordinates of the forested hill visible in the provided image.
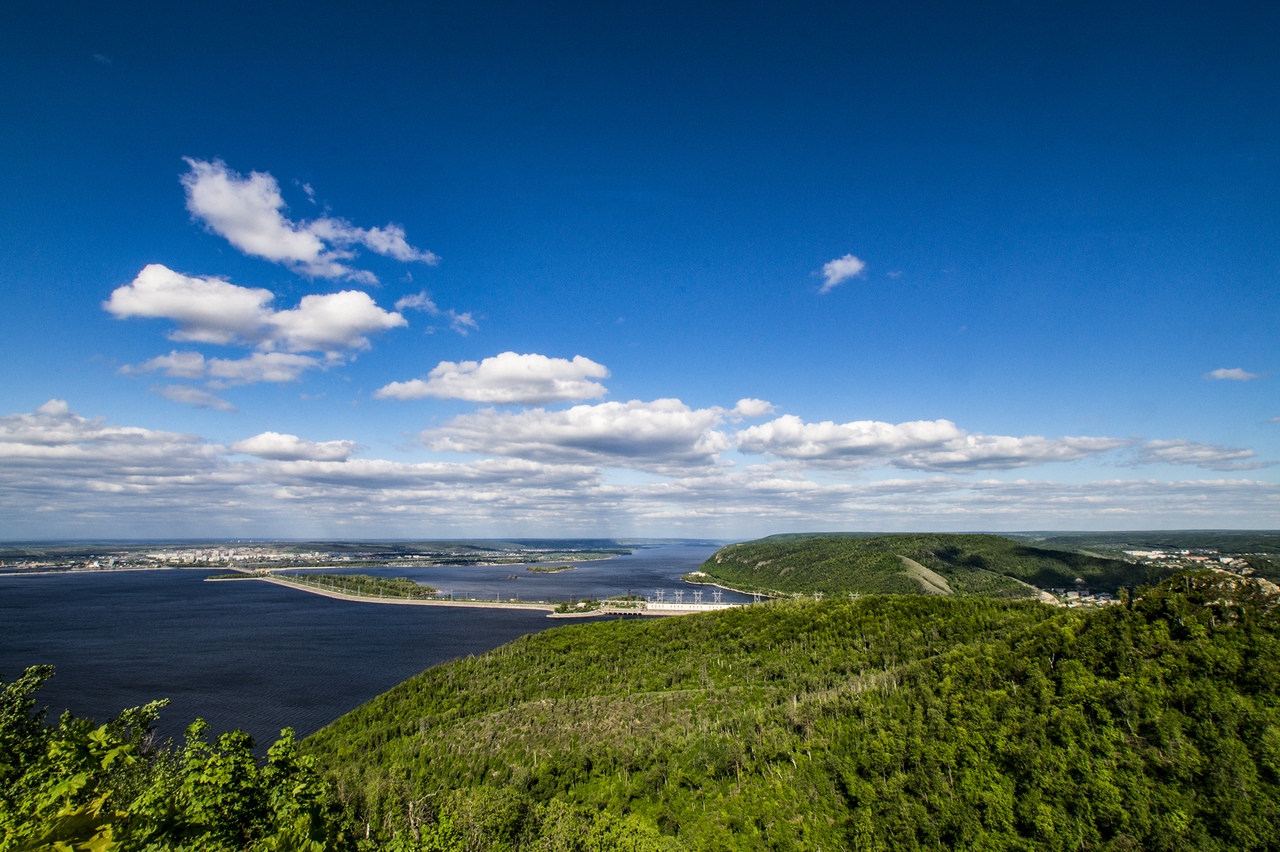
[692,533,1165,598]
[6,573,1279,850]
[301,572,1280,850]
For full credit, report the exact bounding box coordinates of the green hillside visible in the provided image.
[6,572,1278,850]
[302,572,1280,850]
[692,533,1167,598]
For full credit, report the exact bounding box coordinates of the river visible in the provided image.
[0,544,730,745]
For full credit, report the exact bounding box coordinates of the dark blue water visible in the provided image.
[0,544,722,746]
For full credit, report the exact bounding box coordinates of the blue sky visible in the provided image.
[1,1,1276,539]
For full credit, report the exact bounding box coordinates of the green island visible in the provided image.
[5,532,1280,850]
[687,533,1171,600]
[274,573,439,600]
[527,564,575,574]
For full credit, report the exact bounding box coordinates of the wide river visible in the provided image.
[0,544,737,746]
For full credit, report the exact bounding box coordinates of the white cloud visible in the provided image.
[736,415,1128,470]
[1205,367,1261,381]
[394,290,479,336]
[1134,439,1269,471]
[394,292,439,313]
[230,432,357,462]
[35,399,70,417]
[448,312,479,335]
[895,434,1130,471]
[208,353,325,386]
[107,265,405,356]
[820,253,866,293]
[2,402,1277,539]
[730,398,776,419]
[0,402,221,462]
[423,399,732,472]
[122,351,208,379]
[123,351,324,386]
[181,158,437,281]
[376,352,609,404]
[267,291,407,352]
[155,385,238,412]
[104,264,274,346]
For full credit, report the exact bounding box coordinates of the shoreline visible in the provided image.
[0,565,192,577]
[682,574,777,600]
[213,576,724,618]
[212,575,556,612]
[0,553,627,579]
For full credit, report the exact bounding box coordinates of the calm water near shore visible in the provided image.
[0,544,729,745]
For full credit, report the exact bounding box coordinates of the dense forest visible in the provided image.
[5,571,1278,850]
[273,574,439,600]
[691,534,1167,598]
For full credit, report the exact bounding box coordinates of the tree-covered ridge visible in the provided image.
[693,533,1167,598]
[1026,530,1280,554]
[301,572,1280,850]
[304,595,1056,848]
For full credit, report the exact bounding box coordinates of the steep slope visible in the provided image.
[304,573,1280,851]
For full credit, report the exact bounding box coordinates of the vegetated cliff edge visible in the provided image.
[302,571,1280,850]
[690,533,1169,598]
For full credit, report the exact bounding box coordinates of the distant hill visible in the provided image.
[1017,530,1280,554]
[692,533,1168,598]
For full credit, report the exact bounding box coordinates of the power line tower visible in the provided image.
[693,590,703,604]
[674,589,684,604]
[712,589,723,604]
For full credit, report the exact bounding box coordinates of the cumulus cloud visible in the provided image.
[3,402,1278,539]
[1205,367,1261,381]
[736,415,1128,471]
[155,385,238,412]
[181,158,437,281]
[0,401,221,461]
[1134,439,1269,471]
[230,432,357,462]
[730,398,777,419]
[423,399,732,472]
[377,352,610,404]
[104,264,274,346]
[0,401,602,538]
[268,291,407,352]
[106,265,405,355]
[820,254,866,293]
[35,399,70,417]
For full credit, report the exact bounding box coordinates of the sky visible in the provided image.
[1,0,1277,540]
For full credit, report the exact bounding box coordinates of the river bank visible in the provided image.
[208,574,557,612]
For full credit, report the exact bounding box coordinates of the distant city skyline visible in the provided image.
[1,1,1276,538]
